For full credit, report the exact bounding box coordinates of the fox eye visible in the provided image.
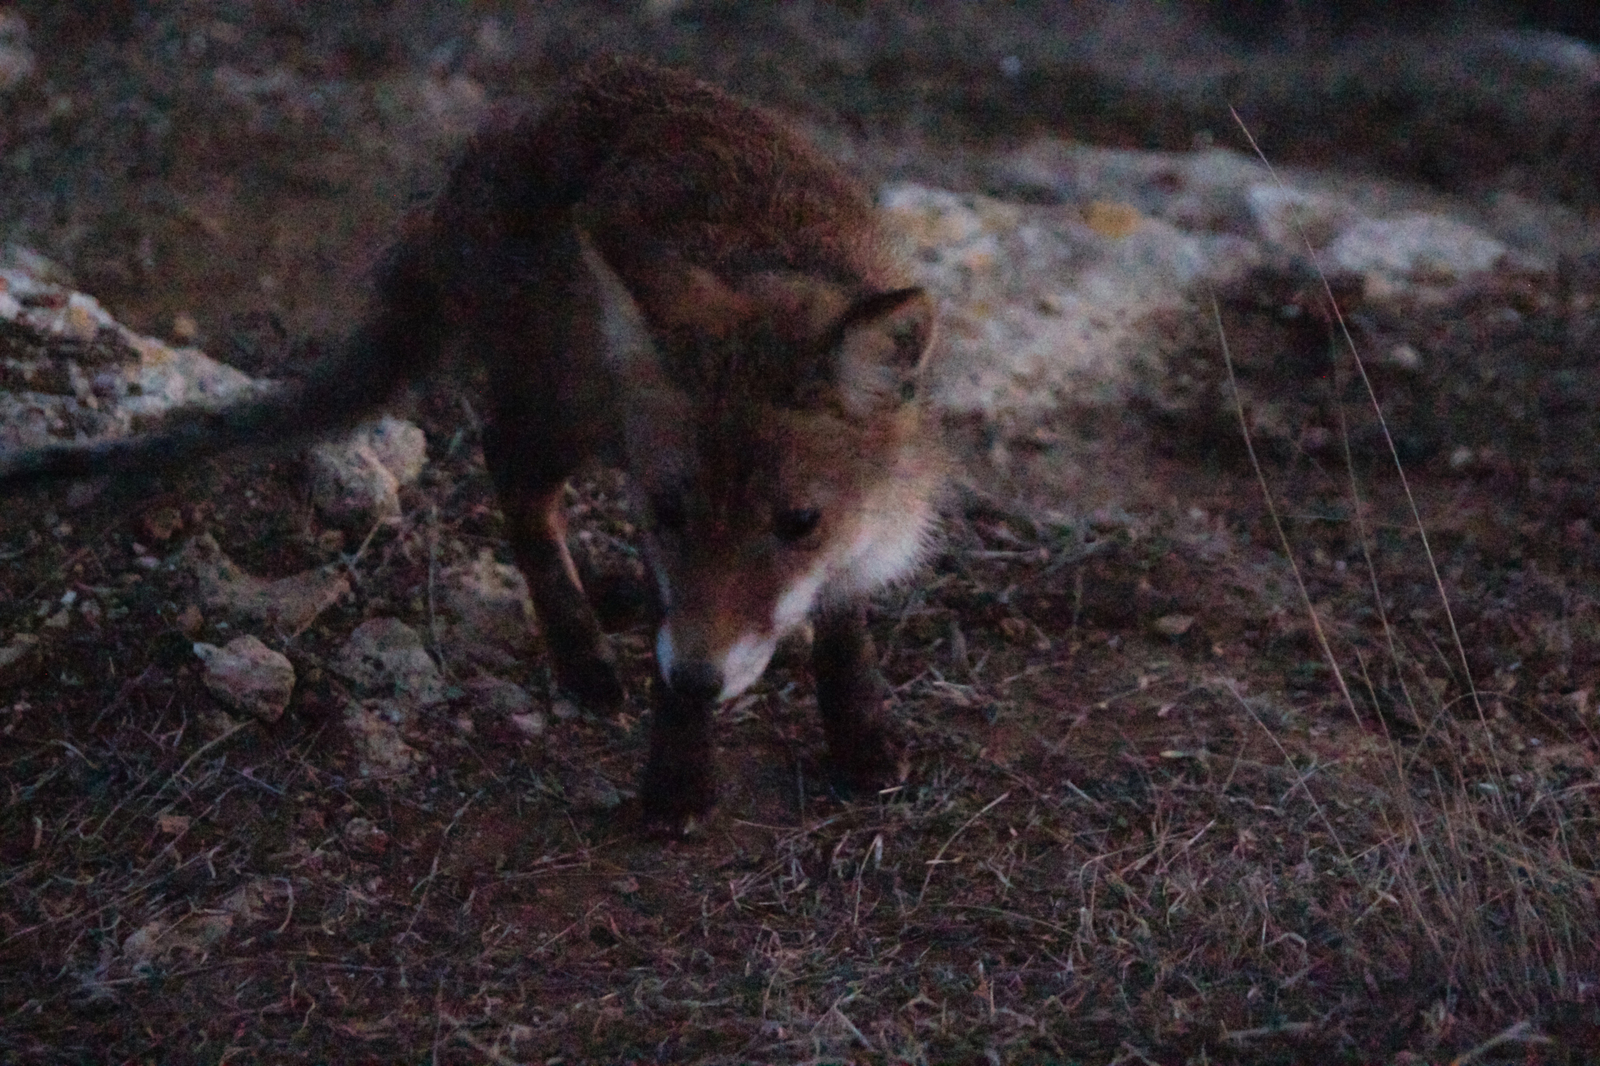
[774,506,821,543]
[652,492,687,533]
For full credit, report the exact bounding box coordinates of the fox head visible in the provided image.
[578,232,942,703]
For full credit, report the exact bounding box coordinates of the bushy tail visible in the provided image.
[0,245,444,493]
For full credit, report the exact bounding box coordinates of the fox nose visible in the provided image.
[668,661,723,704]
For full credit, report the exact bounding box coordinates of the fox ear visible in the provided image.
[830,287,937,413]
[576,227,662,384]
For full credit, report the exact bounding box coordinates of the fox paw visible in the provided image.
[551,650,626,712]
[639,758,716,837]
[827,720,909,799]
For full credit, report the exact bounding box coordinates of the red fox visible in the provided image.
[0,57,944,831]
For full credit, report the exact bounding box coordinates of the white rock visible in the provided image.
[194,635,295,722]
[217,879,290,924]
[0,633,37,677]
[0,258,269,453]
[509,712,546,738]
[874,130,1592,427]
[1246,184,1357,252]
[1327,213,1508,286]
[120,912,232,973]
[334,617,447,708]
[421,73,488,137]
[308,415,427,526]
[342,816,391,853]
[182,533,349,634]
[883,181,1244,419]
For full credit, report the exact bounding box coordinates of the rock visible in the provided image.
[0,11,34,91]
[175,604,204,636]
[181,533,349,635]
[883,180,1240,422]
[1326,213,1509,295]
[420,72,488,138]
[875,131,1592,440]
[308,415,427,526]
[562,770,624,811]
[217,879,290,925]
[0,254,269,455]
[121,912,232,974]
[509,712,546,738]
[120,875,292,974]
[1246,184,1358,252]
[0,633,38,678]
[343,698,423,777]
[463,674,534,716]
[333,617,447,708]
[1153,614,1197,638]
[462,675,545,738]
[437,550,535,668]
[193,635,295,722]
[342,816,391,854]
[140,505,184,542]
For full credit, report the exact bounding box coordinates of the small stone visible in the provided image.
[308,416,427,527]
[333,617,446,708]
[1084,199,1143,239]
[218,879,289,924]
[437,550,535,669]
[0,11,35,91]
[194,634,295,722]
[343,699,422,777]
[176,603,204,636]
[463,674,534,716]
[509,712,546,738]
[564,771,623,811]
[1154,614,1196,637]
[998,617,1030,644]
[141,505,184,542]
[1387,343,1423,371]
[171,312,200,343]
[0,634,38,677]
[182,533,349,634]
[342,817,390,854]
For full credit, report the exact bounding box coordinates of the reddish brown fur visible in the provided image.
[402,58,945,831]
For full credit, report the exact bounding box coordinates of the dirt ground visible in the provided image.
[2,3,1598,1063]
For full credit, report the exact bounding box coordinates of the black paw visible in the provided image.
[827,719,909,799]
[639,757,717,837]
[551,648,626,712]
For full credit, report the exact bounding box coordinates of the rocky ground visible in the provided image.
[1,2,1598,1063]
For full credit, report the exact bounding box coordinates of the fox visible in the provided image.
[0,56,944,831]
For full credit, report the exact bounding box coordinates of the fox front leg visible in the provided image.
[482,422,626,712]
[638,669,718,833]
[813,604,908,794]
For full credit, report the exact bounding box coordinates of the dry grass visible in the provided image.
[3,350,1597,1061]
